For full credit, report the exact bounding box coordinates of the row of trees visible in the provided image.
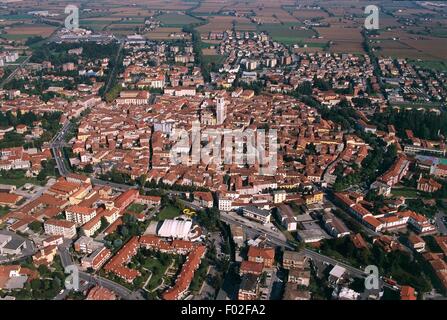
[372,108,447,141]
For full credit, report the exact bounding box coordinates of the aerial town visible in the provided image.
[0,0,447,304]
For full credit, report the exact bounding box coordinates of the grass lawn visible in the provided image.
[0,206,10,218]
[143,257,171,291]
[0,176,40,187]
[391,187,419,198]
[202,54,226,66]
[127,203,146,213]
[157,205,181,220]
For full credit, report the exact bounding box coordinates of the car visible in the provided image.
[59,289,65,295]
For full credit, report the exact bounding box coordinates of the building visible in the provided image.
[417,176,442,193]
[273,190,287,204]
[282,251,307,270]
[242,206,271,224]
[116,91,150,105]
[287,268,310,287]
[408,234,426,252]
[157,218,193,240]
[400,286,417,300]
[216,97,226,125]
[218,197,232,211]
[240,261,264,276]
[276,204,297,231]
[162,245,206,300]
[81,247,112,270]
[74,236,103,254]
[65,205,97,226]
[247,246,275,268]
[321,211,351,238]
[86,286,117,300]
[283,283,311,300]
[193,191,213,208]
[44,219,76,239]
[238,274,259,300]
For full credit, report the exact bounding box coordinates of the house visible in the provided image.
[239,261,263,276]
[350,233,368,249]
[282,251,307,270]
[287,267,310,287]
[283,283,311,300]
[32,245,57,266]
[81,247,112,270]
[247,246,275,268]
[400,285,417,300]
[321,211,350,238]
[65,205,97,226]
[408,234,426,252]
[86,286,117,300]
[329,265,346,285]
[242,206,271,224]
[238,274,259,300]
[417,176,442,193]
[276,204,297,231]
[0,193,22,207]
[273,190,287,204]
[44,219,76,239]
[193,191,213,208]
[0,265,35,290]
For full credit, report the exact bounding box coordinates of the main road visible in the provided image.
[0,55,31,89]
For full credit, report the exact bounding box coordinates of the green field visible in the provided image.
[391,187,419,198]
[157,205,181,220]
[0,206,9,218]
[127,203,146,213]
[0,14,32,20]
[202,54,226,65]
[157,12,201,26]
[0,34,32,40]
[258,23,316,45]
[411,60,447,72]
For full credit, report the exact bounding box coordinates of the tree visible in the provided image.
[29,221,43,233]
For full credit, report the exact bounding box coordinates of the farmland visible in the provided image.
[157,12,201,27]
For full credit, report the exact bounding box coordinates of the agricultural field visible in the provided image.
[258,23,317,45]
[144,27,190,40]
[157,12,202,27]
[0,23,56,41]
[292,9,329,20]
[316,26,364,53]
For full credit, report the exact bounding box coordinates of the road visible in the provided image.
[56,244,143,300]
[435,211,447,235]
[0,55,31,89]
[50,121,72,176]
[303,248,396,291]
[102,41,124,96]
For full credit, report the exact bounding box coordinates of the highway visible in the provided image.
[0,56,31,89]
